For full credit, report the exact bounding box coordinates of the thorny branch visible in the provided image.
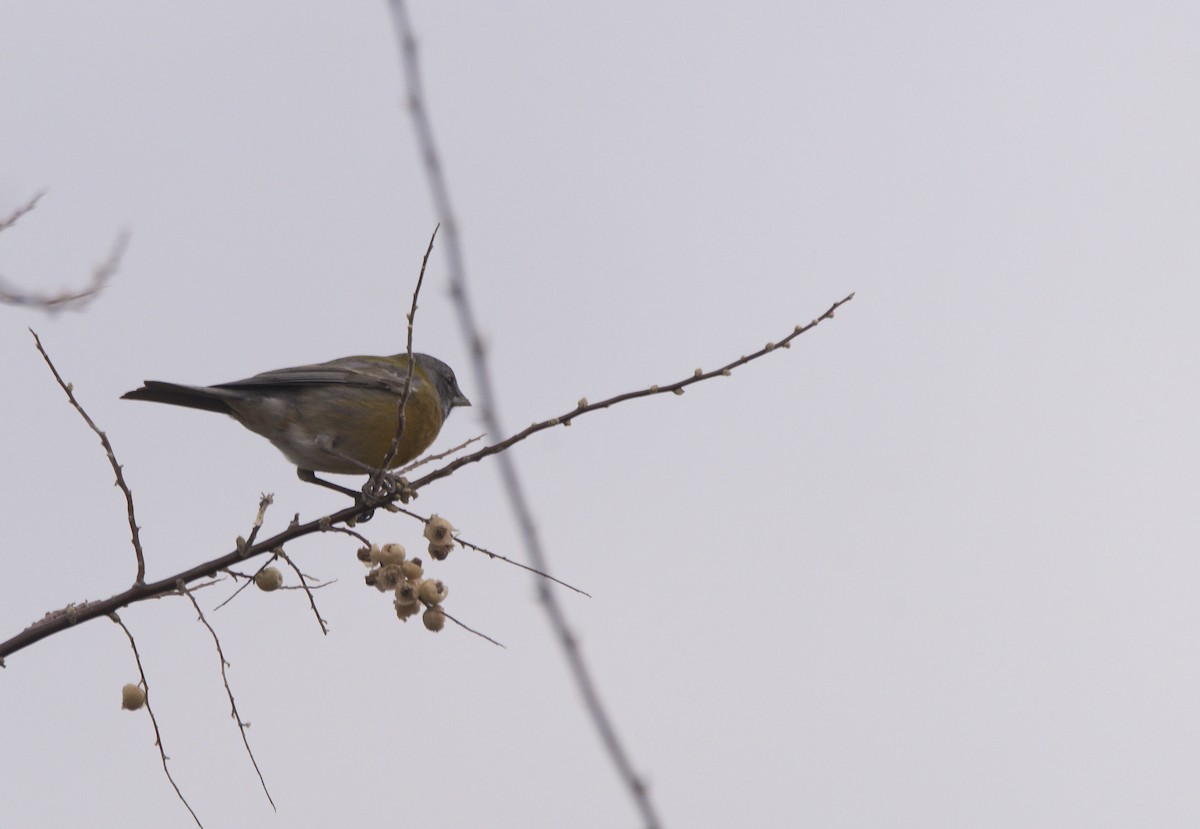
[31,329,148,583]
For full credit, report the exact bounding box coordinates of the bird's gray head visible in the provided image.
[415,353,471,421]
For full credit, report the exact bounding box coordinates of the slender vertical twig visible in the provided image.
[372,224,439,493]
[386,4,663,826]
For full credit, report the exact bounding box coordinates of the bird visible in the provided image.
[123,352,470,492]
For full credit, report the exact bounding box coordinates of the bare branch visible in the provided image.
[179,586,275,810]
[1,226,128,313]
[387,3,663,825]
[408,291,856,494]
[31,329,147,583]
[111,613,203,829]
[2,283,850,665]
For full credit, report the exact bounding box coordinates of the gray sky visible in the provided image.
[3,2,1199,827]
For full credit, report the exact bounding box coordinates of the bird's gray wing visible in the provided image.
[214,355,419,394]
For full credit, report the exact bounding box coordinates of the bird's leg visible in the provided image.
[304,438,401,506]
[295,448,414,510]
[296,467,363,500]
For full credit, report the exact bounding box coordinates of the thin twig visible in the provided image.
[393,505,591,597]
[179,585,275,811]
[397,433,484,474]
[212,564,265,612]
[371,224,439,492]
[0,191,45,232]
[322,524,375,548]
[407,292,855,494]
[439,606,506,648]
[32,329,147,583]
[216,551,332,634]
[279,579,335,592]
[455,535,591,597]
[186,577,227,592]
[274,549,330,635]
[212,549,285,613]
[388,3,662,825]
[111,613,203,829]
[224,569,333,590]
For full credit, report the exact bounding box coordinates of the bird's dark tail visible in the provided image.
[121,381,235,415]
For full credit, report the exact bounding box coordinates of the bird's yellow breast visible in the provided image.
[229,381,446,475]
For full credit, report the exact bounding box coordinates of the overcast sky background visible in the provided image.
[2,2,1199,827]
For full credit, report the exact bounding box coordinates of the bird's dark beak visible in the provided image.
[453,391,471,408]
